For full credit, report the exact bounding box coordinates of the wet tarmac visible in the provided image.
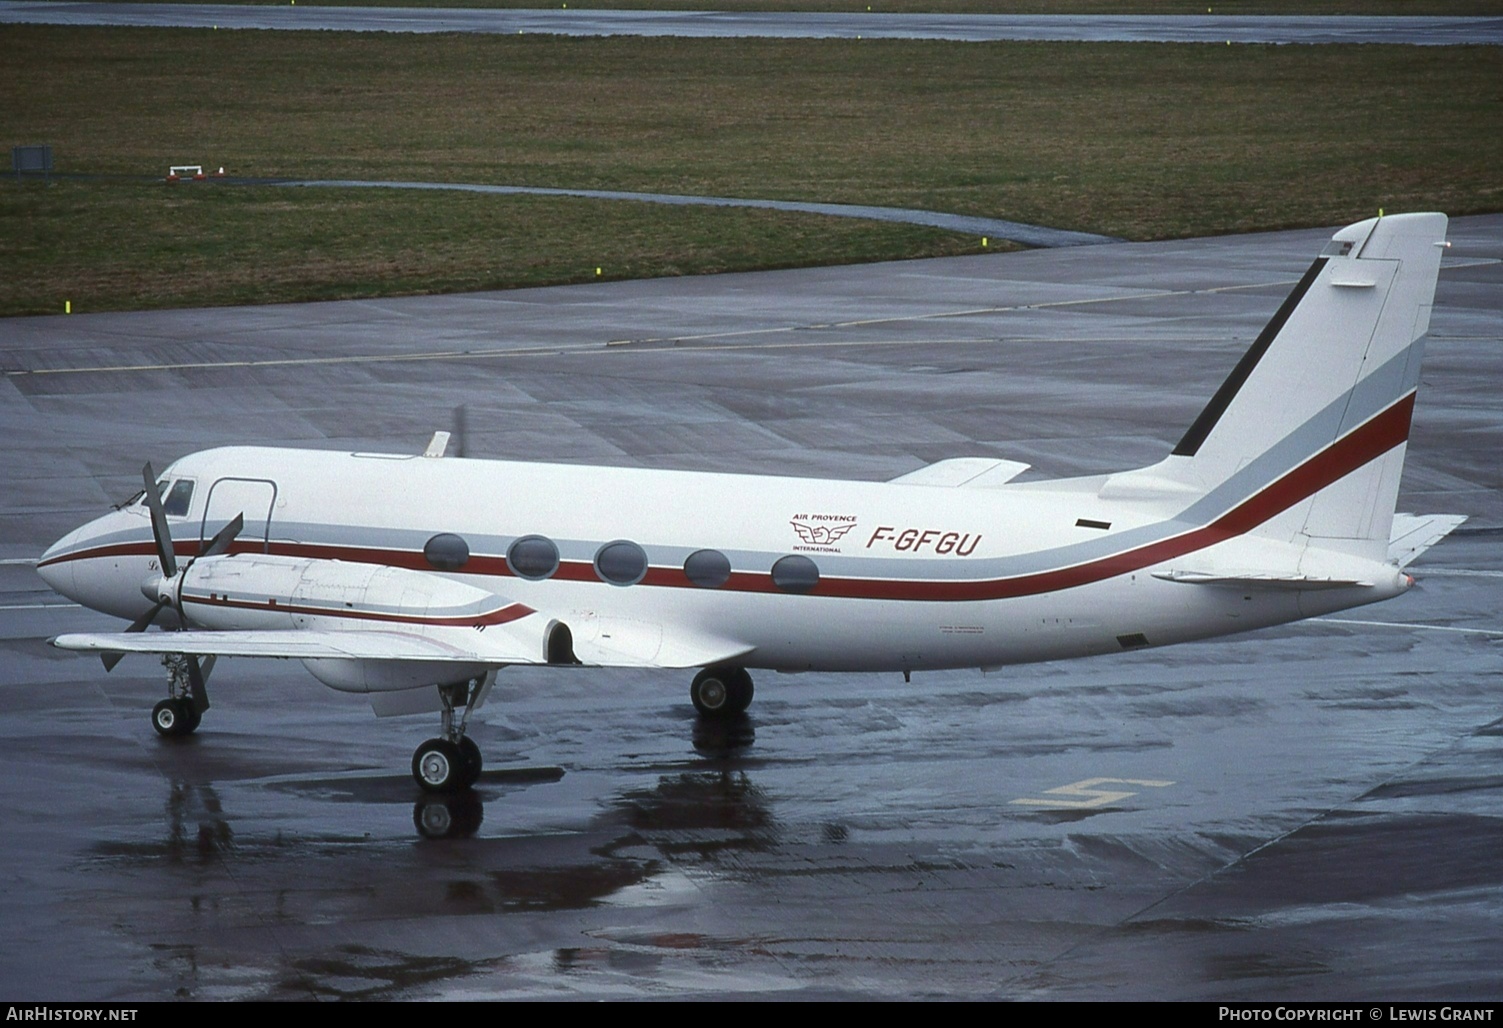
[2,2,1501,45]
[1,217,1500,999]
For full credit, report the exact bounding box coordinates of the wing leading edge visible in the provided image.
[51,621,755,671]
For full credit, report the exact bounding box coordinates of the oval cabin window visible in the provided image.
[683,549,732,588]
[595,540,648,586]
[423,532,470,571]
[507,535,560,580]
[771,554,819,594]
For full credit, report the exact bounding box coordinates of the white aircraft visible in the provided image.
[38,213,1464,794]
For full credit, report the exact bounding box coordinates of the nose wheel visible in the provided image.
[151,697,200,737]
[149,653,212,738]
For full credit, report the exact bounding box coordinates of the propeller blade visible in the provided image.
[126,601,166,634]
[140,462,177,578]
[100,600,168,670]
[198,513,244,561]
[186,655,211,714]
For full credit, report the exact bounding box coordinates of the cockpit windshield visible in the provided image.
[162,479,194,517]
[134,478,194,516]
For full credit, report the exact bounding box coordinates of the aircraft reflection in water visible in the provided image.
[38,214,1463,794]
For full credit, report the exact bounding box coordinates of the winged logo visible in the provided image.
[791,521,857,546]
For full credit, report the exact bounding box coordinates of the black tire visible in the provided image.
[457,736,482,788]
[727,667,754,713]
[151,698,193,738]
[691,667,739,718]
[412,738,467,793]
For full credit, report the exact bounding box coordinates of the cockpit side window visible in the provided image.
[162,479,194,517]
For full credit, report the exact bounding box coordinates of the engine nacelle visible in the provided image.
[180,552,506,632]
[300,657,488,694]
[179,553,508,692]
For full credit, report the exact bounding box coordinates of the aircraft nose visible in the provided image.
[36,511,156,620]
[36,529,82,601]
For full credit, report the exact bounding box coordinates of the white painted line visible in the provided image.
[1315,617,1503,638]
[3,343,586,378]
[613,282,1265,347]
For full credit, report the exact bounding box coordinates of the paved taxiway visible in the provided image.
[278,179,1119,248]
[1,217,1500,999]
[3,2,1501,44]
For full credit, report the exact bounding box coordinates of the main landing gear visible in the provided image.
[690,665,754,718]
[411,674,491,793]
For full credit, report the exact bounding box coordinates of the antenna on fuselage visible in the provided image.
[424,406,468,459]
[453,403,467,458]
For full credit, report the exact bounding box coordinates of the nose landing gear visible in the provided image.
[149,653,211,738]
[151,696,200,737]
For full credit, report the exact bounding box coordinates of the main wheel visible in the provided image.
[457,736,482,788]
[151,698,195,738]
[412,738,467,793]
[726,667,754,713]
[691,667,748,718]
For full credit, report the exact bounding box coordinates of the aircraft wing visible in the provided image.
[1388,513,1467,568]
[51,629,538,664]
[888,457,1031,487]
[53,620,755,671]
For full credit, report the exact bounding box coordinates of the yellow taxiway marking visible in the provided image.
[1010,777,1175,809]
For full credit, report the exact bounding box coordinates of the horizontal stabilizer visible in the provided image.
[1388,513,1467,568]
[889,457,1030,488]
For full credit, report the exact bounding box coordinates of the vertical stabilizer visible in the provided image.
[1108,213,1448,563]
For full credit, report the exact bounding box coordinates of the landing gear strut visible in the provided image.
[690,666,753,718]
[411,674,491,793]
[150,653,210,738]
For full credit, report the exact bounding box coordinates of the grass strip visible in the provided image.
[1,180,987,315]
[2,27,1499,314]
